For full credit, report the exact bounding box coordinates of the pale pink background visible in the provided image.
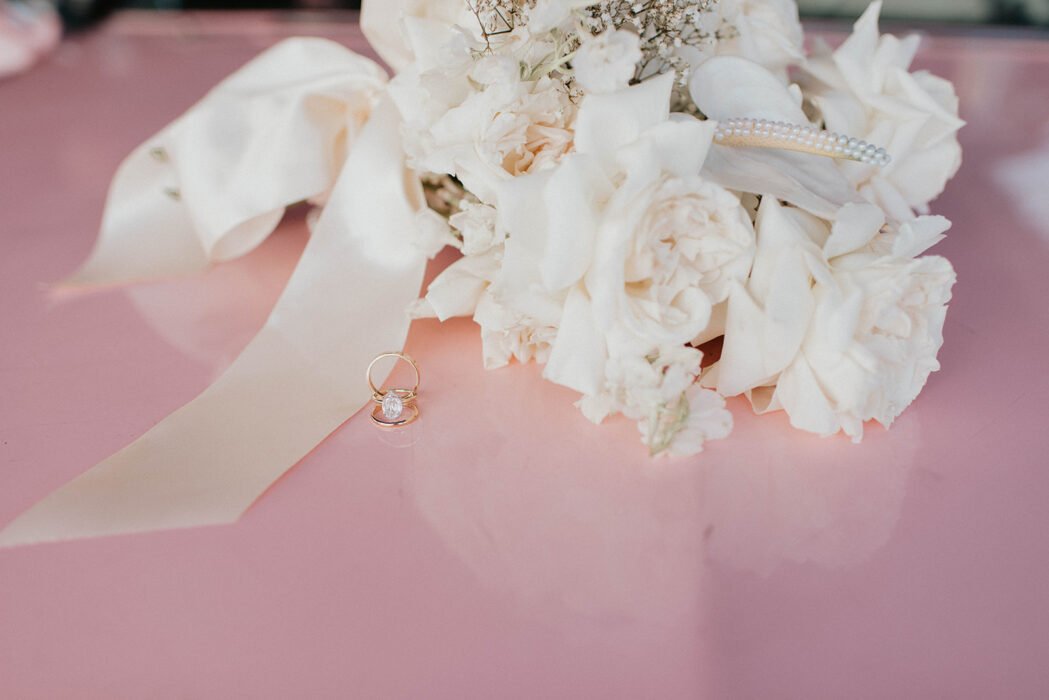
[1,12,1047,699]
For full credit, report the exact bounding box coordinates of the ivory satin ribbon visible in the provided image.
[0,38,427,546]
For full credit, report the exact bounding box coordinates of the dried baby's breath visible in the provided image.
[584,1,728,86]
[467,0,535,50]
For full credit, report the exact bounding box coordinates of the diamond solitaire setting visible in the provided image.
[381,392,404,420]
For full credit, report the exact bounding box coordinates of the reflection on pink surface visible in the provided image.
[1,14,1048,700]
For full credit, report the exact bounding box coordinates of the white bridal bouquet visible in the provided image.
[381,0,961,454]
[0,0,962,545]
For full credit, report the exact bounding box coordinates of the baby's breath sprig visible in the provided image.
[467,0,535,51]
[582,0,729,97]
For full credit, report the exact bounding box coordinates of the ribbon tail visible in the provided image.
[0,96,426,546]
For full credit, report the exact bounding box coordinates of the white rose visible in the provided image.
[713,197,956,441]
[800,1,964,220]
[572,29,642,95]
[591,173,756,354]
[775,252,955,440]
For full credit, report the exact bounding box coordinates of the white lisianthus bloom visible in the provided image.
[800,1,964,220]
[712,198,955,441]
[572,29,642,95]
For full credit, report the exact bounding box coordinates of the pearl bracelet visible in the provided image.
[713,117,891,167]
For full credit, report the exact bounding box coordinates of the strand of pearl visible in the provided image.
[713,117,892,167]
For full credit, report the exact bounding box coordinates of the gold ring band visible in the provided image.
[370,402,420,428]
[366,352,420,398]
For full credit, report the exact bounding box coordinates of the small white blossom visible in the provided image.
[572,29,642,95]
[449,201,503,255]
[639,386,733,457]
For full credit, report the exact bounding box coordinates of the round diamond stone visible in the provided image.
[381,393,404,420]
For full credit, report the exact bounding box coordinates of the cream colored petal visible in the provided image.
[702,145,863,219]
[690,55,808,124]
[824,202,885,259]
[574,72,675,168]
[543,287,607,396]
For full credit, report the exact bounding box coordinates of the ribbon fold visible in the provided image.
[0,38,427,546]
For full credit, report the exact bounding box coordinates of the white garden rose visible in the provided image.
[572,29,642,95]
[590,173,756,355]
[800,1,964,220]
[774,252,955,440]
[712,198,955,441]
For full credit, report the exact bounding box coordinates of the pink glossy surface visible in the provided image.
[2,13,1048,699]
